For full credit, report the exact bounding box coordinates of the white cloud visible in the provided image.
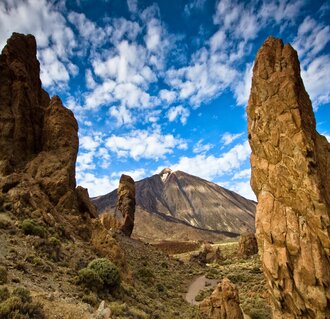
[159,89,177,104]
[193,140,214,154]
[220,132,244,146]
[127,0,138,14]
[77,172,118,197]
[111,168,147,182]
[234,63,253,106]
[170,141,251,181]
[229,180,256,201]
[167,105,190,124]
[105,129,187,160]
[109,105,133,126]
[232,168,251,180]
[0,0,78,88]
[184,0,206,16]
[80,136,100,151]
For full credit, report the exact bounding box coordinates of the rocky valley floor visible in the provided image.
[0,203,270,319]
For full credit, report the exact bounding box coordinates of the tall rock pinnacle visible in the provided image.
[247,36,330,318]
[0,33,97,239]
[117,174,136,237]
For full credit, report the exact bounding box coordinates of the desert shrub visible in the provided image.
[21,219,46,238]
[88,258,120,289]
[0,287,45,319]
[12,287,31,303]
[0,266,8,284]
[78,268,103,291]
[134,267,154,284]
[0,287,10,302]
[81,292,98,306]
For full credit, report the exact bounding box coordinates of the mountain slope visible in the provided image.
[93,169,256,242]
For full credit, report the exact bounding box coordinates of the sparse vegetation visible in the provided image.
[78,268,103,291]
[88,258,121,289]
[0,286,45,319]
[0,267,8,284]
[21,219,47,238]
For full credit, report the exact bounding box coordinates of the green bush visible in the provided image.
[78,268,103,291]
[88,258,120,289]
[0,267,8,284]
[0,287,45,319]
[21,219,46,238]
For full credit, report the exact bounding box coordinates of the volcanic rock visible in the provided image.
[117,174,136,237]
[247,36,330,318]
[199,278,244,319]
[190,243,222,265]
[0,33,97,239]
[238,233,258,257]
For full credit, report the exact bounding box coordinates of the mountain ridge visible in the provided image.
[93,169,256,242]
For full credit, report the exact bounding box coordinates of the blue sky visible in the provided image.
[0,0,329,199]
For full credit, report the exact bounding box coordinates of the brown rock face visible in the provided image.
[0,33,97,239]
[0,33,50,174]
[199,278,244,319]
[238,233,258,257]
[117,174,136,237]
[247,36,330,318]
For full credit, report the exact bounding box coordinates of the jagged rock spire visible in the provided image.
[247,36,330,318]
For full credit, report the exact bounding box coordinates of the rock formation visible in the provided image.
[247,36,330,318]
[199,278,244,319]
[117,174,136,237]
[190,243,222,265]
[0,33,97,239]
[238,233,258,257]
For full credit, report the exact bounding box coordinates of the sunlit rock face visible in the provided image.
[247,36,330,318]
[199,278,244,319]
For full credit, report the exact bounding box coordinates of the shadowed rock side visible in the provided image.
[117,174,136,237]
[199,278,244,319]
[238,233,258,257]
[247,36,330,318]
[94,169,256,241]
[0,33,100,240]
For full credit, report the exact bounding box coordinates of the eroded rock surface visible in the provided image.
[0,33,97,239]
[238,233,258,257]
[199,278,244,319]
[247,36,330,318]
[117,174,136,237]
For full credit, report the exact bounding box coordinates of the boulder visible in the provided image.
[199,278,244,319]
[247,36,330,318]
[238,233,258,257]
[190,243,222,265]
[117,174,136,237]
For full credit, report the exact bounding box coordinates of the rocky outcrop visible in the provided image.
[199,278,244,319]
[117,174,136,237]
[190,243,222,265]
[0,33,97,239]
[238,233,258,257]
[247,36,330,318]
[0,32,50,175]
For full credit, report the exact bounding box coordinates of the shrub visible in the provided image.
[0,287,9,302]
[0,287,45,319]
[82,292,98,306]
[0,267,8,284]
[78,268,103,291]
[88,258,120,289]
[12,287,31,303]
[21,219,46,238]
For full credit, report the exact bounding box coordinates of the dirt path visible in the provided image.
[185,275,218,305]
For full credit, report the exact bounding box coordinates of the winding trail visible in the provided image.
[185,275,218,305]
